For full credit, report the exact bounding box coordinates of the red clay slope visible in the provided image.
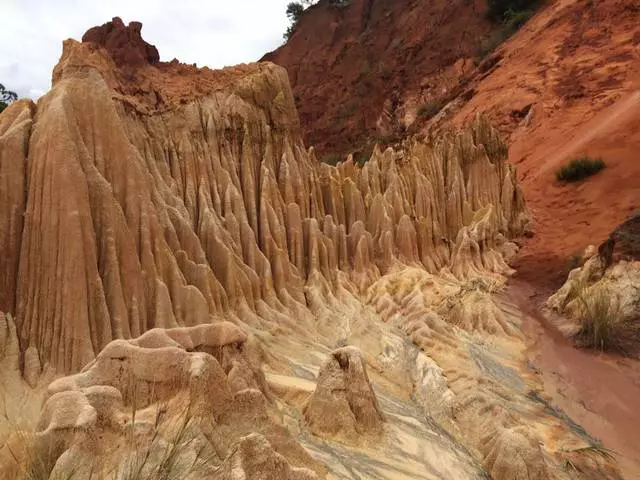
[449,0,640,288]
[267,0,639,288]
[263,0,492,157]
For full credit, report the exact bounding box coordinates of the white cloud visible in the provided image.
[0,0,293,100]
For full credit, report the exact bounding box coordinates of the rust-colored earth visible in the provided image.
[510,89,640,290]
[447,0,640,290]
[263,0,492,157]
[509,280,640,477]
[268,0,640,290]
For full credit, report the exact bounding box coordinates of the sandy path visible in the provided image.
[508,280,640,478]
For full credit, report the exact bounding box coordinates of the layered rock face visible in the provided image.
[0,18,528,375]
[2,17,625,480]
[262,0,493,156]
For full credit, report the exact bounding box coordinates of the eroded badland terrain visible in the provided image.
[0,1,639,478]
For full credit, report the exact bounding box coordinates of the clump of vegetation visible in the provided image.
[555,155,606,183]
[486,0,540,21]
[119,401,207,480]
[417,100,444,120]
[284,0,350,39]
[575,290,622,351]
[0,83,18,113]
[478,1,541,59]
[6,433,73,480]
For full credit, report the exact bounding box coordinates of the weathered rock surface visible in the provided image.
[82,16,160,67]
[0,19,529,375]
[548,214,640,352]
[303,346,384,441]
[0,17,624,480]
[608,212,640,262]
[213,433,319,480]
[1,321,323,479]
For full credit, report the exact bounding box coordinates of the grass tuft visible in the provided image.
[575,290,621,351]
[6,433,76,480]
[556,155,606,183]
[478,8,537,59]
[118,394,211,480]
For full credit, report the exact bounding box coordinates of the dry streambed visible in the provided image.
[507,280,640,478]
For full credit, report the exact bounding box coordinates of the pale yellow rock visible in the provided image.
[303,346,384,442]
[0,34,529,373]
[2,18,623,480]
[212,433,319,480]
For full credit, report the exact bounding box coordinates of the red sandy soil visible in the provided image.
[69,17,292,115]
[511,89,640,290]
[447,0,640,290]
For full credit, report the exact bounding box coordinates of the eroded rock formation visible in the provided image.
[548,215,640,354]
[303,346,384,441]
[0,17,625,480]
[0,18,528,376]
[0,322,323,479]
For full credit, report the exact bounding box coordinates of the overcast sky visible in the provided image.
[1,0,295,99]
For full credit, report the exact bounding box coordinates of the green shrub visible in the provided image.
[487,0,539,21]
[0,83,18,114]
[555,155,606,183]
[478,2,538,59]
[284,1,349,39]
[503,8,535,32]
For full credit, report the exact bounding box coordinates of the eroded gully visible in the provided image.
[506,279,640,478]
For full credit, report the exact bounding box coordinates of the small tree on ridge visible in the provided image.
[0,83,18,113]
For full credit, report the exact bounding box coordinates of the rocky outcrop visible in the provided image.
[213,434,319,480]
[606,212,640,262]
[82,17,160,67]
[303,346,384,441]
[549,214,640,324]
[548,214,640,355]
[0,322,323,479]
[0,19,529,376]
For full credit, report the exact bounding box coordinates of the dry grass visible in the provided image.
[117,382,215,480]
[5,376,218,480]
[563,445,618,479]
[6,433,79,480]
[575,290,623,351]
